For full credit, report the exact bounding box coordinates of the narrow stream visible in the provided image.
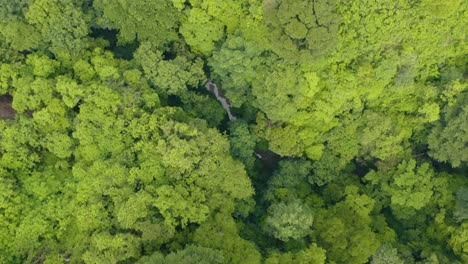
[204,80,283,166]
[205,80,237,121]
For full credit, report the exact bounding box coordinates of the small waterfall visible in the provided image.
[204,80,282,163]
[205,80,237,121]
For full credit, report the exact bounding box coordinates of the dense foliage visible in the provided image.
[0,0,467,263]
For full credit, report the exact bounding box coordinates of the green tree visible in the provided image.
[0,20,41,51]
[364,160,437,220]
[179,7,225,56]
[314,186,380,264]
[265,243,326,264]
[180,91,226,128]
[25,0,90,61]
[228,121,257,172]
[93,0,180,46]
[370,244,404,264]
[264,159,314,203]
[263,200,314,242]
[428,92,468,167]
[137,245,224,264]
[134,42,206,96]
[263,0,339,62]
[193,213,262,264]
[209,36,267,107]
[180,0,249,56]
[454,188,468,222]
[449,222,468,263]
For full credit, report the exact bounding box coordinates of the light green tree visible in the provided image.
[263,200,314,241]
[265,243,326,264]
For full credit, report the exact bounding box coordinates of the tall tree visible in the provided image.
[93,0,181,47]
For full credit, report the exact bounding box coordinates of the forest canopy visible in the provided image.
[0,0,467,263]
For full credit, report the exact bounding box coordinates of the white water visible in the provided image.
[205,80,237,121]
[205,80,281,162]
